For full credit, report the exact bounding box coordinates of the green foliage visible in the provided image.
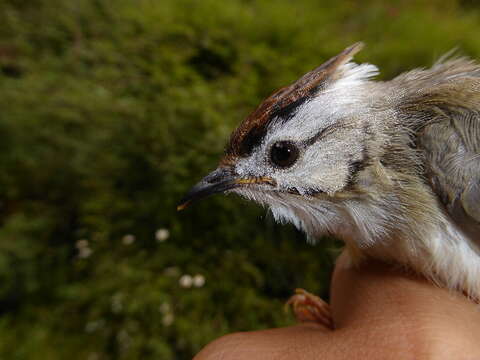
[0,0,479,358]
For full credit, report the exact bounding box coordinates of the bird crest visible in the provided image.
[222,42,364,165]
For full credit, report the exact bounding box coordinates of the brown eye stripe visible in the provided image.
[303,123,356,147]
[303,124,339,146]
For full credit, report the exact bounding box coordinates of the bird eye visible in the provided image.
[270,141,299,168]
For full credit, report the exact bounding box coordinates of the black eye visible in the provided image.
[270,141,299,168]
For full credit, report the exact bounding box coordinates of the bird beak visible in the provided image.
[177,167,276,211]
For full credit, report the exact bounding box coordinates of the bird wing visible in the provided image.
[418,104,480,239]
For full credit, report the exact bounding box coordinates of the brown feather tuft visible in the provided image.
[222,42,364,163]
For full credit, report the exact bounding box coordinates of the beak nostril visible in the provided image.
[203,167,235,184]
[205,173,223,184]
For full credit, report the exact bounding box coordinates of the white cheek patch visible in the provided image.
[236,121,366,195]
[234,62,378,193]
[293,130,365,194]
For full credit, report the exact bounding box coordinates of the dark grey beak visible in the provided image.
[177,167,277,211]
[177,167,240,211]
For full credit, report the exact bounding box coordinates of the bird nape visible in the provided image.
[178,42,480,324]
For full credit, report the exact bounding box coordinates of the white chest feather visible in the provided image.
[263,192,480,300]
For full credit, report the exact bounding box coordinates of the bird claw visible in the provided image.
[285,288,334,329]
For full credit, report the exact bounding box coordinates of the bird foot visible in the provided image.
[285,288,333,329]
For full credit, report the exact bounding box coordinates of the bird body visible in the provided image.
[179,43,480,300]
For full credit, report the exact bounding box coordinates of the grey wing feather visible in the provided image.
[419,108,480,239]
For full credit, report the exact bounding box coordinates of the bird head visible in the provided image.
[178,43,387,242]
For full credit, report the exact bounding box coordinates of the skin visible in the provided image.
[195,252,480,360]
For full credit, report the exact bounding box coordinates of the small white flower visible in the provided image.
[76,239,89,249]
[162,313,174,326]
[122,234,135,245]
[155,228,170,242]
[179,274,193,288]
[193,274,206,288]
[78,247,93,259]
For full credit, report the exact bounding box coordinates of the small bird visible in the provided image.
[178,43,480,326]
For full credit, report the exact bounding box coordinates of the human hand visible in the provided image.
[194,251,480,359]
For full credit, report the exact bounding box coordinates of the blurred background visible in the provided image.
[0,0,479,358]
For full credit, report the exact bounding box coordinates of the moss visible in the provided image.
[0,0,479,358]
